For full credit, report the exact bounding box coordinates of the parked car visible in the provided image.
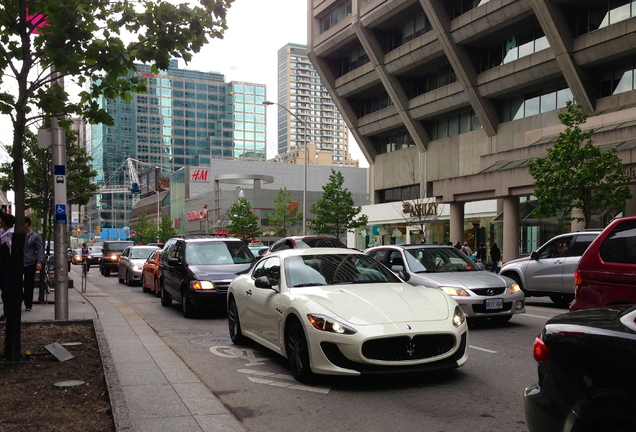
[100,241,134,276]
[263,235,347,256]
[89,245,103,265]
[118,245,160,286]
[523,305,636,432]
[160,235,255,318]
[141,249,162,296]
[365,244,525,323]
[70,246,101,267]
[227,248,468,382]
[571,216,636,311]
[499,230,600,306]
[247,241,269,256]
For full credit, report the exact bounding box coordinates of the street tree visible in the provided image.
[226,198,262,242]
[157,216,178,243]
[269,187,303,237]
[528,102,631,228]
[310,169,368,242]
[0,0,233,360]
[132,214,154,244]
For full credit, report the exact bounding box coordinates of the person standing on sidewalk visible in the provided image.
[490,242,501,273]
[22,216,43,312]
[0,213,15,321]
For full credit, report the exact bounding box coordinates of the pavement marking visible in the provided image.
[209,345,272,366]
[521,313,553,319]
[239,369,330,394]
[469,345,498,354]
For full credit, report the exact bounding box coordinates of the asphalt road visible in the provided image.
[79,265,566,432]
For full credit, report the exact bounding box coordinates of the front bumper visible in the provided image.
[455,292,525,318]
[523,383,576,432]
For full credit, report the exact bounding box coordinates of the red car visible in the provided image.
[142,249,162,297]
[571,216,636,311]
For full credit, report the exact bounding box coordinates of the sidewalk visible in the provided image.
[21,276,247,432]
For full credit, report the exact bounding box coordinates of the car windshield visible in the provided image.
[131,248,157,259]
[404,247,479,273]
[186,241,254,265]
[90,246,103,254]
[285,253,401,287]
[296,237,347,248]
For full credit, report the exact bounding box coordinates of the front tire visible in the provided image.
[285,319,314,383]
[160,282,172,307]
[153,278,160,297]
[181,290,195,318]
[118,269,125,284]
[228,297,247,345]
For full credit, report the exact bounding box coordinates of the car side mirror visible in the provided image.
[530,251,538,260]
[168,257,182,266]
[398,270,410,282]
[391,264,404,273]
[254,276,279,292]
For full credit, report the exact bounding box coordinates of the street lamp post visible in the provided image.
[263,100,308,235]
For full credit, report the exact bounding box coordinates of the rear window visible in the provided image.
[569,234,598,257]
[106,242,133,252]
[186,241,254,265]
[297,237,346,248]
[599,219,636,264]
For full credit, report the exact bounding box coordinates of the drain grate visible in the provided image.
[190,336,233,346]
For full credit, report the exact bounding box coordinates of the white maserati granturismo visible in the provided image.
[227,248,468,382]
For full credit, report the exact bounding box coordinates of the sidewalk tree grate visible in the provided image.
[190,336,233,346]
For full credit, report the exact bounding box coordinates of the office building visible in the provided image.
[308,0,636,259]
[274,43,358,167]
[89,60,267,230]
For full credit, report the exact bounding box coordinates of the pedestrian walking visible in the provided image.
[476,242,487,269]
[23,216,43,312]
[490,242,501,273]
[0,213,15,321]
[460,242,473,257]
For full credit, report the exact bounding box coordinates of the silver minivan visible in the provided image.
[499,231,600,306]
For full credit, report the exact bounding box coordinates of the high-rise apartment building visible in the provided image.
[90,59,267,229]
[309,0,636,258]
[274,43,358,167]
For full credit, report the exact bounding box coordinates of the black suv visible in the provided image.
[159,235,255,318]
[100,241,134,276]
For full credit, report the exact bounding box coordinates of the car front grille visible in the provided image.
[361,334,456,361]
[213,281,231,291]
[471,287,506,296]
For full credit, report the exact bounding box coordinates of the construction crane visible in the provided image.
[98,158,165,206]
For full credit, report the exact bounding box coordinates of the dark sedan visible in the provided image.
[524,305,636,432]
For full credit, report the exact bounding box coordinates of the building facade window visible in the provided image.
[386,13,432,52]
[500,82,572,122]
[370,129,415,155]
[338,47,370,77]
[379,184,421,204]
[429,109,482,140]
[599,60,636,97]
[449,0,491,19]
[357,92,393,117]
[479,26,549,72]
[573,0,636,36]
[320,0,352,33]
[410,64,458,98]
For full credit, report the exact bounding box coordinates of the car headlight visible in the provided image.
[440,286,470,297]
[110,254,118,261]
[307,314,357,335]
[131,264,140,271]
[508,283,521,294]
[452,305,465,328]
[190,280,215,290]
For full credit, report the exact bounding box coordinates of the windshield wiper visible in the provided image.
[293,283,326,287]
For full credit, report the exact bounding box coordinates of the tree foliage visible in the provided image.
[132,214,154,244]
[268,188,303,237]
[0,0,233,360]
[528,102,632,228]
[310,169,368,241]
[157,215,178,243]
[226,198,262,242]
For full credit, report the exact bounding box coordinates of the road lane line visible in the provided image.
[521,313,553,319]
[469,345,498,354]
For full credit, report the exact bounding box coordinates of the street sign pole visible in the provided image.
[51,67,69,320]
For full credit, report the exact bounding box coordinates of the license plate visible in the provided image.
[485,298,503,310]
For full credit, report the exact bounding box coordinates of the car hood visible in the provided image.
[408,271,510,289]
[297,283,451,325]
[189,263,252,281]
[502,256,530,266]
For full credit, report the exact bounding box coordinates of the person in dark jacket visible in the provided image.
[475,243,487,269]
[490,242,501,273]
[0,213,15,320]
[22,216,43,311]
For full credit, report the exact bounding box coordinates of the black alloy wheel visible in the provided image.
[181,290,195,318]
[285,319,313,383]
[228,297,246,345]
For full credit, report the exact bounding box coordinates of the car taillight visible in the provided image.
[574,269,582,287]
[532,335,550,362]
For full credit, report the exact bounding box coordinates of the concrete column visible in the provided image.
[502,197,520,262]
[449,202,464,245]
[625,185,636,217]
[571,208,586,231]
